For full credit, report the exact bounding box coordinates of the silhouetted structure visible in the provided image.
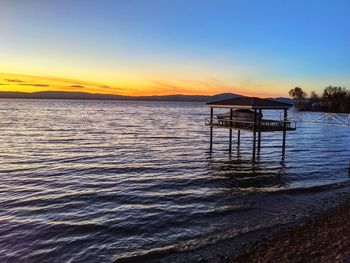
[205,97,295,162]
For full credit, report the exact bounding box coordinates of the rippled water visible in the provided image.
[0,99,350,262]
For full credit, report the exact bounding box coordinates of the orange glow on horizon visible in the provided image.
[0,72,285,98]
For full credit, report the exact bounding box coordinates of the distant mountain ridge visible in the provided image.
[0,91,293,104]
[265,97,294,104]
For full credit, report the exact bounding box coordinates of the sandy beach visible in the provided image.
[232,201,350,263]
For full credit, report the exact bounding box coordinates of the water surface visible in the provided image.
[0,99,349,262]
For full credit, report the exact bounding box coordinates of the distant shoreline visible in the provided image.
[0,91,293,104]
[0,96,209,103]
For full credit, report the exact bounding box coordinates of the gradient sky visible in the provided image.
[1,0,350,97]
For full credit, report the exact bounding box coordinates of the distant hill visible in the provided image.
[0,90,290,103]
[207,93,241,102]
[0,91,241,102]
[266,97,294,105]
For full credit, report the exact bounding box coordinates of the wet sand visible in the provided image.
[232,201,350,263]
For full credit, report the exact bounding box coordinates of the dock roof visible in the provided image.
[207,96,292,109]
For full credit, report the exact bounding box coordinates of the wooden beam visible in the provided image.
[237,129,240,147]
[258,109,262,153]
[229,108,233,153]
[282,109,287,156]
[210,108,213,152]
[252,109,257,162]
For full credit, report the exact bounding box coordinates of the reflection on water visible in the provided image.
[0,99,349,262]
[207,157,287,190]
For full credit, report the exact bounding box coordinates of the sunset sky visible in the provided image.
[1,0,349,97]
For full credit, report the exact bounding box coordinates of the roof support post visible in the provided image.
[210,107,213,152]
[258,109,262,154]
[282,109,287,157]
[252,109,257,163]
[229,108,233,153]
[237,130,240,147]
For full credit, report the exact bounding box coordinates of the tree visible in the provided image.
[309,91,320,103]
[289,87,307,109]
[322,86,348,112]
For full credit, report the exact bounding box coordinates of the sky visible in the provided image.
[1,0,350,97]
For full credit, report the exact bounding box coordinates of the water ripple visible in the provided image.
[0,99,349,262]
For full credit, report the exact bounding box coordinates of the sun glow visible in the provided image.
[0,72,287,98]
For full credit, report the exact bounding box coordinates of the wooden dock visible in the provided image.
[206,97,296,162]
[205,118,296,132]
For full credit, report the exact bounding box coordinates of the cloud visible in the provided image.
[20,83,50,87]
[99,85,123,91]
[152,79,226,94]
[69,84,85,88]
[152,80,180,90]
[151,78,268,97]
[5,79,24,83]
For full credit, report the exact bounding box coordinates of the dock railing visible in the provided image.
[205,118,296,131]
[289,112,350,127]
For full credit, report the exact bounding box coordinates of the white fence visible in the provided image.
[289,112,350,127]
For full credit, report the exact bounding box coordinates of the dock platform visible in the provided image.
[205,118,296,132]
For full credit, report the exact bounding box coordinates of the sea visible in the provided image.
[1,99,350,262]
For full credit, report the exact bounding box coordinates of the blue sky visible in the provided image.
[1,0,349,96]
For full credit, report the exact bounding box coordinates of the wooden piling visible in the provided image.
[229,108,233,153]
[237,130,240,147]
[210,108,213,152]
[282,109,287,156]
[258,109,262,153]
[252,109,257,162]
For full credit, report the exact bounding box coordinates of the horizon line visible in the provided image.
[0,89,289,98]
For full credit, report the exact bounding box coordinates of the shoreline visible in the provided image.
[145,186,350,263]
[232,199,350,263]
